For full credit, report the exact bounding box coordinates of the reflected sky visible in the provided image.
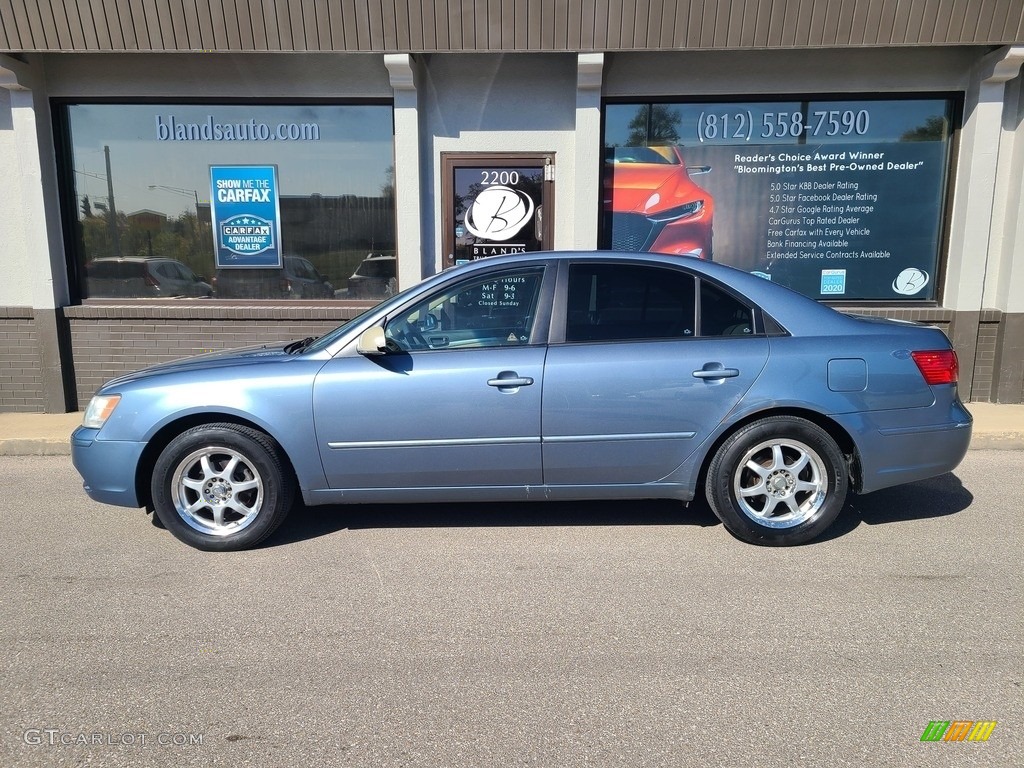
[68,104,394,217]
[606,99,952,148]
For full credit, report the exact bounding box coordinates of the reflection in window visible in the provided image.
[63,103,395,300]
[566,264,696,342]
[386,268,545,351]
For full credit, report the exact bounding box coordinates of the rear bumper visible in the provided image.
[71,427,145,508]
[834,400,973,494]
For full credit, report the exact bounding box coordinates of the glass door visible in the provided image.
[442,153,554,268]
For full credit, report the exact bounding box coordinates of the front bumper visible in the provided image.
[71,426,146,508]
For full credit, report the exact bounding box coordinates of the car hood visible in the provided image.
[100,343,294,389]
[605,164,704,214]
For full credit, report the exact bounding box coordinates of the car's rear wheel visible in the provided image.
[151,423,294,551]
[705,416,848,546]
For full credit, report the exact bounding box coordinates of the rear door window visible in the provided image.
[565,263,696,342]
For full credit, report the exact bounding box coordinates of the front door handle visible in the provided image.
[488,371,535,390]
[693,364,740,380]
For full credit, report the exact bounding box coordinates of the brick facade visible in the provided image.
[24,302,1013,411]
[0,307,46,412]
[64,304,368,409]
[969,310,1003,402]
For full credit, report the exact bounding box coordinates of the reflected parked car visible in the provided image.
[73,251,971,551]
[213,256,334,299]
[344,254,397,299]
[605,144,714,259]
[86,257,213,298]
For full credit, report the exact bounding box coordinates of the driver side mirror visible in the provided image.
[356,326,388,356]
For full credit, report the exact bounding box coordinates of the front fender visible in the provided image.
[93,357,330,493]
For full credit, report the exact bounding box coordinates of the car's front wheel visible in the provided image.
[705,416,848,546]
[151,423,294,551]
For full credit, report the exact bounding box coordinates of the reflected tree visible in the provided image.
[901,115,948,142]
[626,104,682,146]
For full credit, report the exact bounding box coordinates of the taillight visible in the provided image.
[911,349,959,385]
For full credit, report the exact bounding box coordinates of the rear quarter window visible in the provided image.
[699,281,755,337]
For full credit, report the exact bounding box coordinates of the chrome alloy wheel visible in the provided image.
[732,438,828,528]
[170,446,265,536]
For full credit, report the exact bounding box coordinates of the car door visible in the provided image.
[542,261,769,485]
[312,264,552,490]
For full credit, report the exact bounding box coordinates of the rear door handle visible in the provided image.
[693,365,739,380]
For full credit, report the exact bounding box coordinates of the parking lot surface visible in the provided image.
[1,452,1020,767]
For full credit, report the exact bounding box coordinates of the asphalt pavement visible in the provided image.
[1,402,1022,455]
[0,450,1020,767]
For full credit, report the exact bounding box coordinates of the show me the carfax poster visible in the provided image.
[209,164,283,269]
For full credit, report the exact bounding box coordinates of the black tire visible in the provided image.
[705,416,848,546]
[151,423,294,551]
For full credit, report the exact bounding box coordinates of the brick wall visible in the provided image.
[57,303,1022,408]
[970,309,1003,402]
[0,307,46,412]
[65,303,369,409]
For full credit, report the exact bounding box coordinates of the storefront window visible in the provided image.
[603,97,955,302]
[61,103,395,300]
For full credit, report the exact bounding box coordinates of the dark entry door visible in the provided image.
[442,153,554,268]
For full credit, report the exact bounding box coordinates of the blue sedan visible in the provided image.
[72,252,972,550]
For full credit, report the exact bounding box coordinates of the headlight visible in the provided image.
[82,394,121,429]
[646,200,704,223]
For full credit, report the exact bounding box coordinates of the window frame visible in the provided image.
[600,91,963,307]
[383,261,557,353]
[52,97,396,305]
[550,259,765,345]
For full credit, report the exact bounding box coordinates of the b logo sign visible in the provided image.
[464,186,535,242]
[893,268,929,296]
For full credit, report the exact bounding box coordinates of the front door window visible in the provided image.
[385,267,545,351]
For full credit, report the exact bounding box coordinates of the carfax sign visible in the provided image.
[209,165,282,268]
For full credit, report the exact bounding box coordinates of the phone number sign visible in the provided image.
[210,165,283,268]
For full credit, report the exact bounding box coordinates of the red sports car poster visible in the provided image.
[603,98,953,302]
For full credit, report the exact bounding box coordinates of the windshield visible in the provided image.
[301,291,408,354]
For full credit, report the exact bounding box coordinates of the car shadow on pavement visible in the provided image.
[263,471,972,548]
[818,471,974,542]
[264,498,722,548]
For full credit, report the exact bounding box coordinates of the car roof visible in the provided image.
[90,256,176,263]
[448,250,851,333]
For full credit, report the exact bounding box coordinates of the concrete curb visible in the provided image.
[965,434,1024,451]
[0,413,82,457]
[0,439,76,457]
